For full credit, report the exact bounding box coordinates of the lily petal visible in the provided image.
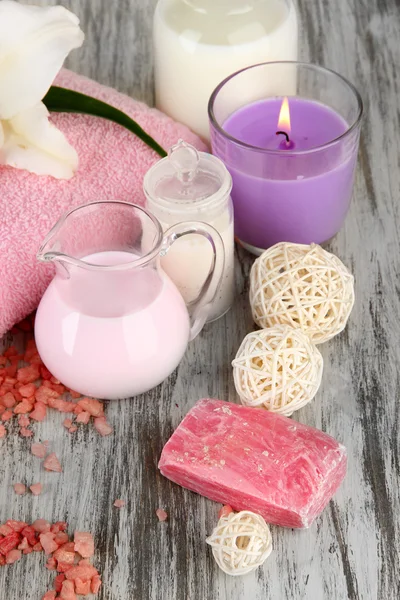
[1,102,78,180]
[0,1,84,119]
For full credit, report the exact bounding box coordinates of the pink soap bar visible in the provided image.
[159,399,347,528]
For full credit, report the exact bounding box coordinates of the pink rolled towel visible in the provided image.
[0,69,206,337]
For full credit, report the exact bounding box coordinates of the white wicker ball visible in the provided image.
[206,511,272,576]
[250,242,355,344]
[232,325,323,416]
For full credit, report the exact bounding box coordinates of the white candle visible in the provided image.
[153,0,298,140]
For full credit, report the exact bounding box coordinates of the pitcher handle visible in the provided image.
[160,222,225,341]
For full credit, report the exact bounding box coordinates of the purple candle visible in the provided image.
[209,62,363,254]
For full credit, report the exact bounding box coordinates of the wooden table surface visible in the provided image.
[1,1,399,599]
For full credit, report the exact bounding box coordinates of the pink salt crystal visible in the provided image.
[32,519,51,533]
[2,409,13,421]
[0,524,13,536]
[159,399,347,529]
[74,531,94,558]
[35,386,59,404]
[54,532,69,546]
[93,416,113,436]
[5,520,27,532]
[18,414,30,427]
[31,442,47,458]
[45,556,57,570]
[30,483,43,496]
[76,411,90,424]
[44,452,62,473]
[40,365,52,380]
[54,573,66,592]
[17,364,40,384]
[60,580,77,600]
[20,427,33,437]
[48,398,76,413]
[91,574,102,594]
[54,545,75,569]
[30,401,47,421]
[218,505,233,519]
[40,532,59,555]
[113,499,125,508]
[13,390,22,402]
[6,549,21,564]
[19,383,36,398]
[74,578,91,595]
[77,398,104,417]
[78,558,91,566]
[65,563,98,581]
[44,380,65,395]
[51,521,67,533]
[42,591,57,600]
[68,426,78,433]
[0,424,6,438]
[33,541,43,551]
[18,537,29,551]
[63,418,73,429]
[14,399,33,414]
[156,508,168,522]
[2,391,16,408]
[14,483,26,495]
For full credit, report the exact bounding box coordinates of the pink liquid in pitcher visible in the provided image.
[35,251,190,399]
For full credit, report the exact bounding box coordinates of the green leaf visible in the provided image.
[43,86,167,158]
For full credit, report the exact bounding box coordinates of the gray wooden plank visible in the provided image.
[1,0,400,599]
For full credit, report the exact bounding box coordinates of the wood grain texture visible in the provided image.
[1,0,400,599]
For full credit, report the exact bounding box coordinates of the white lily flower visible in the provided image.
[0,1,84,179]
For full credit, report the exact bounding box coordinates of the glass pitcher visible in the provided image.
[34,201,224,400]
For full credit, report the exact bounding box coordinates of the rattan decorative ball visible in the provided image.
[206,511,272,576]
[232,325,323,416]
[250,242,355,344]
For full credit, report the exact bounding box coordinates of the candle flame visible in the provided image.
[277,96,291,133]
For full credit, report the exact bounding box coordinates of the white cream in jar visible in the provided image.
[144,140,234,322]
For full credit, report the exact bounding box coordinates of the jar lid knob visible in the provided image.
[168,139,199,184]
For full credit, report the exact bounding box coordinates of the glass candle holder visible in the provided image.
[154,0,298,140]
[209,62,363,254]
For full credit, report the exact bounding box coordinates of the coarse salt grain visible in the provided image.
[19,427,33,437]
[30,483,43,496]
[5,549,21,564]
[74,531,94,558]
[13,483,26,495]
[113,499,125,508]
[43,453,62,473]
[93,416,113,436]
[156,509,168,522]
[31,442,47,458]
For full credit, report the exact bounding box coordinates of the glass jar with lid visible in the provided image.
[144,140,234,322]
[153,0,298,140]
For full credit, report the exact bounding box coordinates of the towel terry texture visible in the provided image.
[0,69,206,337]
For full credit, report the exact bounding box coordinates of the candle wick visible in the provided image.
[276,131,291,144]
